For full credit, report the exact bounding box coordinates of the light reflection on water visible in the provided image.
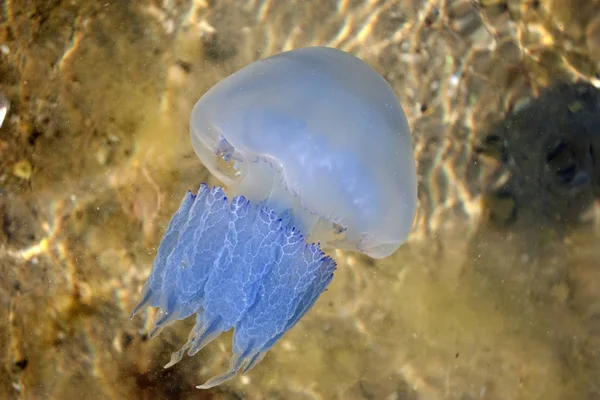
[0,0,599,399]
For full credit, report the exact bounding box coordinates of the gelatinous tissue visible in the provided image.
[131,47,418,388]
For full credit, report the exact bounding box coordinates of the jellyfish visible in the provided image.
[131,47,417,389]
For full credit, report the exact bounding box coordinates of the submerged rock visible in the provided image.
[476,82,600,226]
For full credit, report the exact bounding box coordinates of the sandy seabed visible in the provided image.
[0,1,599,399]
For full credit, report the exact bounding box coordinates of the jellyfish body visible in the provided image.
[191,46,417,258]
[131,47,417,389]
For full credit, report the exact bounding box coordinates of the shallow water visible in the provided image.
[0,0,599,399]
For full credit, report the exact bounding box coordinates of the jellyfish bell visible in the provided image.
[131,46,417,389]
[191,46,417,259]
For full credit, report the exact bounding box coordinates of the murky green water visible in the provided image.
[0,1,599,399]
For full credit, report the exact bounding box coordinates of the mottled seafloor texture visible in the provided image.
[0,1,599,399]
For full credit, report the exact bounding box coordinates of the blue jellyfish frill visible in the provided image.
[131,183,336,388]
